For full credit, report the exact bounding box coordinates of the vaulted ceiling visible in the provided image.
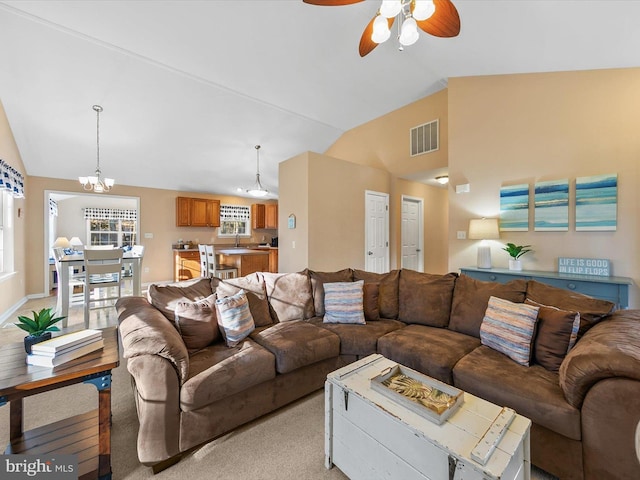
[1,1,639,197]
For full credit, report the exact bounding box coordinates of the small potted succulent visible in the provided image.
[502,243,532,271]
[16,308,66,354]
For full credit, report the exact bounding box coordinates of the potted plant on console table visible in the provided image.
[502,243,532,271]
[15,308,66,354]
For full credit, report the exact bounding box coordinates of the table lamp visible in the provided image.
[69,236,84,252]
[52,236,71,249]
[468,218,500,269]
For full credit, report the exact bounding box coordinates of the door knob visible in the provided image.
[368,251,373,255]
[416,249,421,252]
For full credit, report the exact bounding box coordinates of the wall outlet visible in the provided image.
[457,231,466,239]
[144,267,150,273]
[292,240,296,249]
[144,232,153,239]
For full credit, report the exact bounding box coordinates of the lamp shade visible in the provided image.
[69,237,83,247]
[52,236,71,249]
[468,218,500,240]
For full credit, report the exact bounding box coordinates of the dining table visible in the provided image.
[55,250,143,321]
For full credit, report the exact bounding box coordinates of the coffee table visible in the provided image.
[325,354,531,480]
[0,327,119,480]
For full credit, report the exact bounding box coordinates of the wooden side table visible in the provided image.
[0,327,119,480]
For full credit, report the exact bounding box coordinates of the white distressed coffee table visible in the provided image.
[325,354,531,480]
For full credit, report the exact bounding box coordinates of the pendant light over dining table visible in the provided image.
[78,104,114,193]
[247,145,268,197]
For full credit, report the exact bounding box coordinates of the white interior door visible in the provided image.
[401,196,424,272]
[365,191,389,273]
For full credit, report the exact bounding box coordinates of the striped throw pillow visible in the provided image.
[323,280,366,325]
[480,296,540,366]
[215,290,255,347]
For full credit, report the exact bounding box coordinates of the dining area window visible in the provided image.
[85,208,137,247]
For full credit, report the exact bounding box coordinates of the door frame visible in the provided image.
[364,190,389,273]
[400,195,424,272]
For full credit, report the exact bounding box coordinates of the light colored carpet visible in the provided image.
[1,297,558,479]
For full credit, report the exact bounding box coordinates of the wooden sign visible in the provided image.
[558,257,610,276]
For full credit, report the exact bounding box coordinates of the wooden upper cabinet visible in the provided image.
[251,204,266,229]
[252,203,278,230]
[265,204,278,229]
[176,197,220,227]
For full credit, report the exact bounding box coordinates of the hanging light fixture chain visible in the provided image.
[94,105,102,175]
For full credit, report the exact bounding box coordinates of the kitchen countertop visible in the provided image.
[173,245,277,253]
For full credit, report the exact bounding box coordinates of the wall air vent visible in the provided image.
[410,119,439,156]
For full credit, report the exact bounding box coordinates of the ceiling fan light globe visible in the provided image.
[371,15,391,43]
[412,0,435,21]
[399,17,419,46]
[379,0,402,18]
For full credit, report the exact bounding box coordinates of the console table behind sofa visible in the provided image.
[460,267,632,309]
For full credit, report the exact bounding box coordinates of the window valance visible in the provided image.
[220,205,250,221]
[0,159,25,198]
[84,207,138,220]
[49,198,58,216]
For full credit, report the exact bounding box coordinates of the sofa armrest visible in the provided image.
[116,296,189,385]
[559,309,640,408]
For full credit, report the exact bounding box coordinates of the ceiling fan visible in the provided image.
[303,0,460,57]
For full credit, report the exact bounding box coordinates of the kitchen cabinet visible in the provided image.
[251,203,278,229]
[265,204,278,229]
[268,248,278,273]
[176,197,220,227]
[174,249,201,281]
[251,204,266,229]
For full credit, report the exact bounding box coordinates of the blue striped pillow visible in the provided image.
[480,296,540,366]
[323,280,365,324]
[215,290,255,347]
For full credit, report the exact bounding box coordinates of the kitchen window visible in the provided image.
[219,205,251,237]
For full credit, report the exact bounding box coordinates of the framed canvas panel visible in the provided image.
[499,184,529,231]
[534,179,569,231]
[575,173,617,231]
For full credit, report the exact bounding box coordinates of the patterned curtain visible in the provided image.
[220,204,250,221]
[0,159,25,198]
[84,207,138,220]
[49,198,58,216]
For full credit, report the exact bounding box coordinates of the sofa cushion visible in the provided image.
[180,338,275,412]
[262,272,315,322]
[353,269,400,319]
[323,280,365,324]
[250,320,340,374]
[377,324,481,384]
[453,345,581,441]
[215,290,256,347]
[174,294,220,354]
[398,270,457,327]
[116,296,190,385]
[309,317,405,357]
[449,275,527,338]
[526,299,580,372]
[480,296,540,366]
[147,277,213,323]
[525,280,614,336]
[212,274,272,327]
[363,283,380,322]
[308,268,353,317]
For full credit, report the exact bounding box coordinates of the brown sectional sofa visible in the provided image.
[116,268,640,479]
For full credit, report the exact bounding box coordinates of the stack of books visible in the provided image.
[26,329,104,367]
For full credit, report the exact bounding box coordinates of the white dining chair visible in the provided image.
[83,248,123,328]
[204,244,238,279]
[198,244,208,277]
[52,247,85,327]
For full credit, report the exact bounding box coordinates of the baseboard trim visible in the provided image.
[0,296,29,327]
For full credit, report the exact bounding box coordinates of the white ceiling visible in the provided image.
[1,1,640,197]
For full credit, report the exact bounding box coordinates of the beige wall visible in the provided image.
[0,100,27,320]
[25,176,277,297]
[447,68,640,307]
[278,151,391,272]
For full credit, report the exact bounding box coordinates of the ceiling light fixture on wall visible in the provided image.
[247,145,268,197]
[79,105,114,193]
[435,175,449,184]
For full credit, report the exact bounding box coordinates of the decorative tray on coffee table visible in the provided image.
[370,364,464,425]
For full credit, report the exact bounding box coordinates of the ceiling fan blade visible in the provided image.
[359,16,394,57]
[303,0,364,5]
[416,0,461,38]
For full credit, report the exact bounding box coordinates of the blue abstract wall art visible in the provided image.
[534,179,569,231]
[500,184,529,231]
[575,173,617,231]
